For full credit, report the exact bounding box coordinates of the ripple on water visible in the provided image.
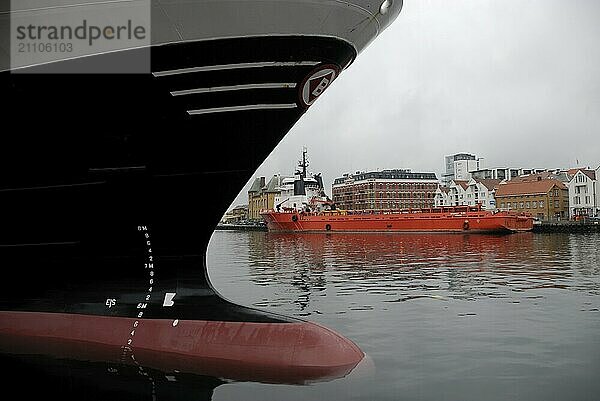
[207,231,600,401]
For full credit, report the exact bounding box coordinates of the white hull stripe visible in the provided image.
[187,104,297,115]
[171,82,296,96]
[153,61,320,77]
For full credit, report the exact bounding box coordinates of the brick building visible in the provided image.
[495,178,569,221]
[332,169,438,210]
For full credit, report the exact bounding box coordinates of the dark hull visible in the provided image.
[0,36,362,383]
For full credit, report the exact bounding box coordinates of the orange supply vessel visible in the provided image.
[261,204,533,233]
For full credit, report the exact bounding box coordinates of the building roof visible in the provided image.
[474,178,501,190]
[495,179,567,197]
[446,153,476,161]
[248,177,264,193]
[437,186,450,193]
[514,171,571,183]
[512,172,550,182]
[569,168,596,181]
[333,169,437,185]
[453,180,468,190]
[264,175,284,193]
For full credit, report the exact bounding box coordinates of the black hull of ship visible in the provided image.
[0,36,364,383]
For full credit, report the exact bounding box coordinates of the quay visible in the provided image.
[216,223,268,232]
[533,220,600,233]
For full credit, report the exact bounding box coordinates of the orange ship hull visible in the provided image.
[261,207,533,233]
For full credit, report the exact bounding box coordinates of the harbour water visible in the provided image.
[207,231,600,401]
[5,231,599,400]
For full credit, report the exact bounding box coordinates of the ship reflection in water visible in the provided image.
[231,232,596,309]
[2,354,226,401]
[4,232,600,401]
[208,231,600,401]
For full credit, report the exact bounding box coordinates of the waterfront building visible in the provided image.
[566,168,597,218]
[495,178,569,221]
[221,205,249,224]
[597,165,600,217]
[434,185,451,207]
[465,178,501,210]
[248,175,286,221]
[436,178,500,209]
[471,167,547,182]
[441,153,485,186]
[447,180,468,206]
[332,169,438,210]
[510,170,571,184]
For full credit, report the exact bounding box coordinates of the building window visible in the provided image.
[554,200,559,208]
[526,201,530,208]
[520,202,524,209]
[540,200,544,208]
[532,201,537,208]
[501,202,505,208]
[507,202,511,209]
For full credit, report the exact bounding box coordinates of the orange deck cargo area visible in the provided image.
[261,205,533,233]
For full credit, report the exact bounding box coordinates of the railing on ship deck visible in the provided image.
[267,204,488,217]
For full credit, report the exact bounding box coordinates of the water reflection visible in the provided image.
[234,232,600,313]
[6,232,599,401]
[206,231,600,401]
[2,354,225,401]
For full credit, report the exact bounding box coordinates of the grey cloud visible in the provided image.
[230,0,600,208]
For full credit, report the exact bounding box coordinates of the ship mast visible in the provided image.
[294,147,309,196]
[297,147,309,179]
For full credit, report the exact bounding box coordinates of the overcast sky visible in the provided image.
[230,0,600,209]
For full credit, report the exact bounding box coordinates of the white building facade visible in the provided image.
[567,169,598,218]
[447,180,468,206]
[471,167,547,182]
[454,158,485,181]
[441,153,485,186]
[434,186,451,207]
[464,178,500,210]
